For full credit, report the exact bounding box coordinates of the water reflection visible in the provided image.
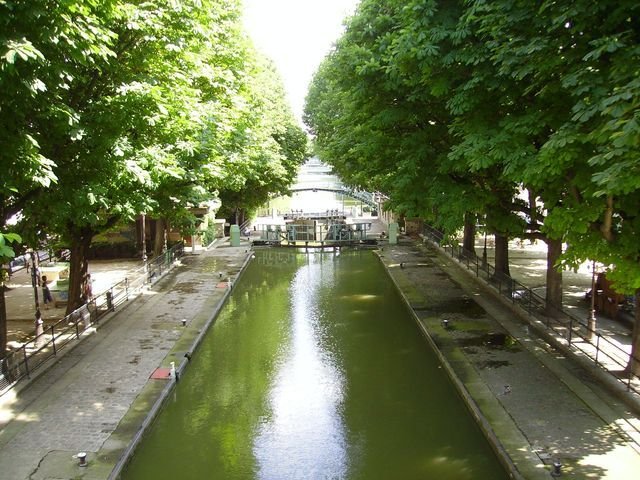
[254,255,348,479]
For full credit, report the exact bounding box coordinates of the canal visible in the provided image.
[122,249,508,479]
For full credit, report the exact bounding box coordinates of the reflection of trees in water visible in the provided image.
[254,249,319,266]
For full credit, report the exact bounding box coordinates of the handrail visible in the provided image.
[239,218,252,234]
[0,242,185,395]
[421,224,639,396]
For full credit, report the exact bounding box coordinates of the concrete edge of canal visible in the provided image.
[104,249,255,480]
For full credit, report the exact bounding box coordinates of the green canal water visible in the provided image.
[122,249,508,480]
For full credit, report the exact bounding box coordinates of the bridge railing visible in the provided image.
[289,183,379,208]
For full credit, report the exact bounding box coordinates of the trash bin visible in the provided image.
[230,225,240,247]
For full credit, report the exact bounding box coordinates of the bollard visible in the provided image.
[77,452,88,467]
[551,461,562,477]
[181,318,187,327]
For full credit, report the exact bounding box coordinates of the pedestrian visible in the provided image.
[41,275,53,309]
[82,273,93,303]
[34,309,44,347]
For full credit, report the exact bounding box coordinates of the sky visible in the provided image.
[242,0,360,126]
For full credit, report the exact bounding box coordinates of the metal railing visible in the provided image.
[422,224,639,396]
[289,182,379,208]
[0,242,185,395]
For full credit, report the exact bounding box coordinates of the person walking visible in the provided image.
[34,309,44,347]
[82,273,93,303]
[41,275,53,309]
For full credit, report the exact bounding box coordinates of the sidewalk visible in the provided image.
[379,238,640,478]
[0,239,253,479]
[478,238,639,397]
[3,259,144,346]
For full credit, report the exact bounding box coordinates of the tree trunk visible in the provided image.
[65,228,93,315]
[153,217,166,256]
[494,233,511,277]
[626,289,640,376]
[0,285,6,360]
[462,213,476,257]
[545,238,563,316]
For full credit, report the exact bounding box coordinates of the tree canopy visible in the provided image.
[0,0,307,354]
[305,0,640,373]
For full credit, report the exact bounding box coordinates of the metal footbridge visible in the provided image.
[289,182,383,209]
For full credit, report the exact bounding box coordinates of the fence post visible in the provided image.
[51,326,57,355]
[22,345,30,378]
[567,317,573,345]
[90,299,97,324]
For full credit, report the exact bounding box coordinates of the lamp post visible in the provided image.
[587,260,597,341]
[482,232,488,267]
[29,250,40,313]
[141,213,147,266]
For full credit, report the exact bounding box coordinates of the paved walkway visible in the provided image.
[0,228,638,479]
[4,259,144,345]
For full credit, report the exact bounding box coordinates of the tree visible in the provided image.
[1,1,260,315]
[307,0,640,369]
[3,0,306,321]
[0,0,111,232]
[217,54,308,224]
[0,233,21,360]
[1,0,115,339]
[305,0,521,276]
[461,0,640,371]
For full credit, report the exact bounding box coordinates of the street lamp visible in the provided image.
[587,260,597,341]
[29,250,40,313]
[141,213,147,266]
[482,231,488,267]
